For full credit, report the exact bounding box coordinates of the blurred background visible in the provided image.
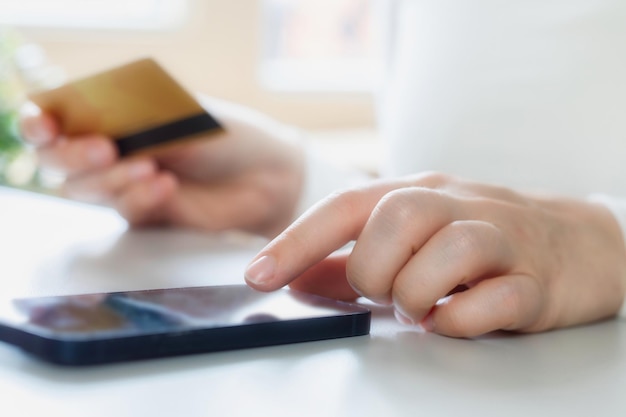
[0,0,381,191]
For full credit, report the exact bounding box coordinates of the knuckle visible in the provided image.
[446,221,489,253]
[442,221,504,259]
[412,171,452,188]
[374,188,446,232]
[484,184,526,205]
[374,189,419,226]
[379,188,416,208]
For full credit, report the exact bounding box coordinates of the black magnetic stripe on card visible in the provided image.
[115,112,221,156]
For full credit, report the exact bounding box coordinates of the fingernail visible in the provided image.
[394,309,415,326]
[245,255,277,286]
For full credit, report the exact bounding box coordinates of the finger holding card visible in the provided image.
[20,58,224,216]
[20,58,305,235]
[19,100,118,177]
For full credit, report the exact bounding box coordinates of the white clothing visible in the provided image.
[379,0,626,197]
[297,0,626,317]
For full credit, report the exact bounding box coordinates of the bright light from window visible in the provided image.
[260,0,382,93]
[0,0,187,30]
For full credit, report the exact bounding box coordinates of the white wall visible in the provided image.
[15,0,376,130]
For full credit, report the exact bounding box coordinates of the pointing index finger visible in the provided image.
[245,180,408,291]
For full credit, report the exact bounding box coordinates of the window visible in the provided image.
[0,0,187,31]
[260,0,382,93]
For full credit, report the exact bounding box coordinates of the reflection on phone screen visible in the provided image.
[7,286,361,337]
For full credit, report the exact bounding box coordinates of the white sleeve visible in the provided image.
[588,194,626,319]
[294,140,372,218]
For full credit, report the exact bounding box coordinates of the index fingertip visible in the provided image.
[245,255,278,290]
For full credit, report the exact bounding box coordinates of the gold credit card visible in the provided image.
[29,58,222,156]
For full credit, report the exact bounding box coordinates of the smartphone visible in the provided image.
[0,285,370,366]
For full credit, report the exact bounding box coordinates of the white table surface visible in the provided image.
[1,186,625,417]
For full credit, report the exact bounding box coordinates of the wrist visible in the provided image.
[587,194,626,319]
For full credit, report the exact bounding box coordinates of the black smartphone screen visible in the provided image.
[0,285,370,366]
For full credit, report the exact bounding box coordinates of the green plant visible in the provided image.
[0,27,34,187]
[0,111,22,181]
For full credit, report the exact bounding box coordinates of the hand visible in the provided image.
[19,97,305,237]
[245,172,626,337]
